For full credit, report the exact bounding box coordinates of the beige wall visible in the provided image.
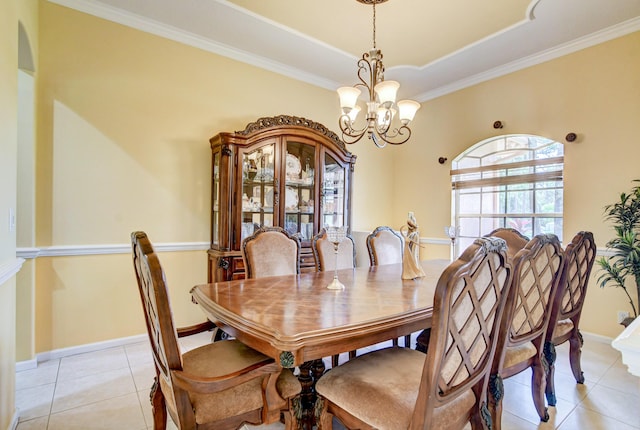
[28,2,394,355]
[2,0,38,426]
[12,1,639,371]
[2,0,17,426]
[393,32,640,338]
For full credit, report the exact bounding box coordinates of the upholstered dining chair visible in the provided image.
[312,228,357,367]
[131,231,301,430]
[487,227,530,261]
[415,228,530,353]
[242,226,301,279]
[366,225,404,266]
[366,226,411,348]
[315,237,513,430]
[545,231,596,406]
[312,227,356,272]
[488,234,564,429]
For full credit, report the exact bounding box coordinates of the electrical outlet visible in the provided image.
[617,310,630,324]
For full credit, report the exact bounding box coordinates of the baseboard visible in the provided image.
[14,330,614,372]
[8,410,19,430]
[581,330,613,344]
[16,334,147,369]
[15,358,37,372]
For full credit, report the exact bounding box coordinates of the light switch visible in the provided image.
[9,208,16,232]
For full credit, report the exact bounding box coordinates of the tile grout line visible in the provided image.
[126,345,153,430]
[15,337,639,430]
[44,358,62,429]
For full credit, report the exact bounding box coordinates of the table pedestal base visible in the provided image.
[297,359,326,429]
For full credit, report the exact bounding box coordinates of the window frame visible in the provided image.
[450,134,564,256]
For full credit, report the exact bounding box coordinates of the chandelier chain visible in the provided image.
[372,1,376,49]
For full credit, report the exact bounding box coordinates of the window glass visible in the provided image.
[451,135,564,257]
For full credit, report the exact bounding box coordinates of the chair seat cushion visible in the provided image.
[503,341,537,369]
[163,339,301,424]
[316,347,475,430]
[552,319,574,341]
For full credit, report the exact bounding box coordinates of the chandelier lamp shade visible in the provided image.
[337,0,421,148]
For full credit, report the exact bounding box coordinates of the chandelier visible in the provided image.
[337,0,421,148]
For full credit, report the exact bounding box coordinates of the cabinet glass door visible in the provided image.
[284,140,316,241]
[241,143,275,241]
[322,153,346,228]
[212,151,220,246]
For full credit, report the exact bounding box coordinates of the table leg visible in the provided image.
[297,359,326,429]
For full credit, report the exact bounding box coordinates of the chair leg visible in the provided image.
[404,334,411,348]
[348,350,356,360]
[150,377,167,430]
[283,397,300,430]
[415,328,430,353]
[544,340,557,406]
[489,392,503,430]
[545,360,557,406]
[569,331,585,384]
[332,354,339,368]
[531,361,549,422]
[318,398,334,430]
[488,373,504,430]
[392,338,399,347]
[469,403,488,430]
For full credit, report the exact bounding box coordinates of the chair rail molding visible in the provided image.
[0,257,26,285]
[15,243,616,258]
[16,241,209,258]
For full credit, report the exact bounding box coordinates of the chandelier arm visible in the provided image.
[356,55,375,97]
[339,115,369,144]
[373,108,393,135]
[370,132,386,148]
[376,125,412,145]
[343,130,369,145]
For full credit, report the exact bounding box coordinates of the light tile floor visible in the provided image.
[15,332,640,429]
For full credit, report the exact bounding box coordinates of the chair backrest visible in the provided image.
[501,234,564,348]
[366,226,404,266]
[486,228,530,261]
[550,231,596,327]
[130,231,185,416]
[242,226,301,279]
[312,228,356,271]
[412,237,512,427]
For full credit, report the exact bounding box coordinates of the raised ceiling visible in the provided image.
[51,0,640,101]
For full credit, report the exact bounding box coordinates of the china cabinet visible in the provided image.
[208,115,356,282]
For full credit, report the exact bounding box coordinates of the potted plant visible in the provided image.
[597,180,640,327]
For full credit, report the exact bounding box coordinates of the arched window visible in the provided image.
[450,134,564,256]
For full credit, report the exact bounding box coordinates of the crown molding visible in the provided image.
[49,0,640,102]
[417,16,640,101]
[48,0,340,91]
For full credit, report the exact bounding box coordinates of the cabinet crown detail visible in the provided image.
[236,115,350,153]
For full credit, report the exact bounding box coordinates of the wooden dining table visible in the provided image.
[191,259,449,366]
[190,259,450,427]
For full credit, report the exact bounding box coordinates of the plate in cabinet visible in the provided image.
[285,186,298,210]
[286,154,301,179]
